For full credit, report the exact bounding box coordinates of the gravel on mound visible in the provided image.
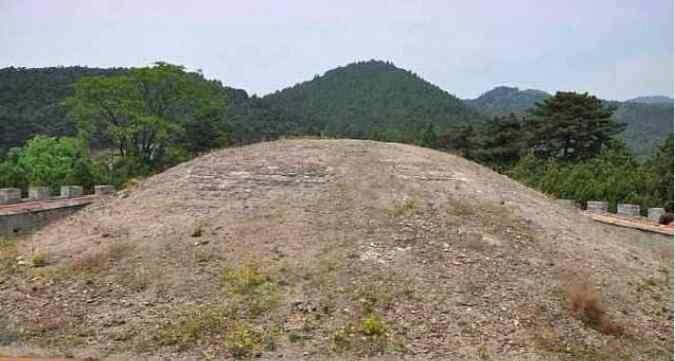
[2,139,672,361]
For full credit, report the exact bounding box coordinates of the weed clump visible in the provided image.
[361,314,386,336]
[388,198,418,217]
[156,306,226,350]
[223,323,262,358]
[329,314,398,356]
[223,263,268,294]
[31,253,48,267]
[563,275,624,336]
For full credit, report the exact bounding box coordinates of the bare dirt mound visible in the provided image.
[1,139,672,360]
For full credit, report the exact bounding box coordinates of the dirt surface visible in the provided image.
[1,139,672,360]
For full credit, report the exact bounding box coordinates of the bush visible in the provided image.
[361,314,386,336]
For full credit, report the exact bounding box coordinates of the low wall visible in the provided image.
[0,185,114,238]
[0,203,89,237]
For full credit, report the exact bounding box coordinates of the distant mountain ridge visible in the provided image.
[626,96,673,104]
[262,60,481,141]
[464,86,550,117]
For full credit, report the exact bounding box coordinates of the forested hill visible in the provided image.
[0,66,296,154]
[610,101,674,159]
[0,66,126,154]
[463,86,550,117]
[465,86,674,159]
[262,60,481,142]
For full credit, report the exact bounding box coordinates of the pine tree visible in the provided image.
[525,92,624,161]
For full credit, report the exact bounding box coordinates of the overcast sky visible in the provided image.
[1,0,672,100]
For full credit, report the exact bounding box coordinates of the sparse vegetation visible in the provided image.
[70,242,132,274]
[154,263,281,353]
[0,238,19,279]
[328,314,398,356]
[563,275,624,336]
[156,305,227,350]
[361,314,386,336]
[447,199,476,216]
[223,322,263,358]
[388,197,418,216]
[31,252,47,267]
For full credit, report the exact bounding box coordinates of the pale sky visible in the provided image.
[1,0,672,100]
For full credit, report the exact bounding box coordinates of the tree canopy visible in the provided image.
[0,136,99,192]
[66,63,229,167]
[524,92,624,161]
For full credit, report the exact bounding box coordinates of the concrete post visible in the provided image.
[648,208,666,222]
[60,185,83,198]
[28,187,50,201]
[586,201,608,213]
[0,188,21,205]
[617,203,640,218]
[94,185,115,195]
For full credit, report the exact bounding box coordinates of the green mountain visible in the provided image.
[611,101,674,159]
[464,86,550,117]
[626,96,673,104]
[466,86,674,159]
[262,60,481,141]
[0,66,126,155]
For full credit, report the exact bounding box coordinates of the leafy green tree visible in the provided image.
[471,114,525,171]
[0,136,99,191]
[0,147,28,190]
[66,63,229,168]
[649,135,674,207]
[512,140,658,213]
[418,123,438,148]
[525,92,624,161]
[437,125,477,156]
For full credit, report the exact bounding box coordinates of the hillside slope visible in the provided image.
[263,61,481,141]
[1,139,671,360]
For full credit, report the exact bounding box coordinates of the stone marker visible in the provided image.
[28,186,51,201]
[648,208,666,223]
[0,188,21,204]
[586,201,608,213]
[617,203,640,218]
[95,185,115,195]
[60,185,83,198]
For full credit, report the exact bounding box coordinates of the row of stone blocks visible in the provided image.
[576,200,666,222]
[0,185,115,205]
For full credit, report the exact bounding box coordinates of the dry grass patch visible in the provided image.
[562,274,624,336]
[71,242,134,275]
[447,199,476,217]
[329,313,403,356]
[0,238,19,280]
[153,263,282,354]
[387,198,419,217]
